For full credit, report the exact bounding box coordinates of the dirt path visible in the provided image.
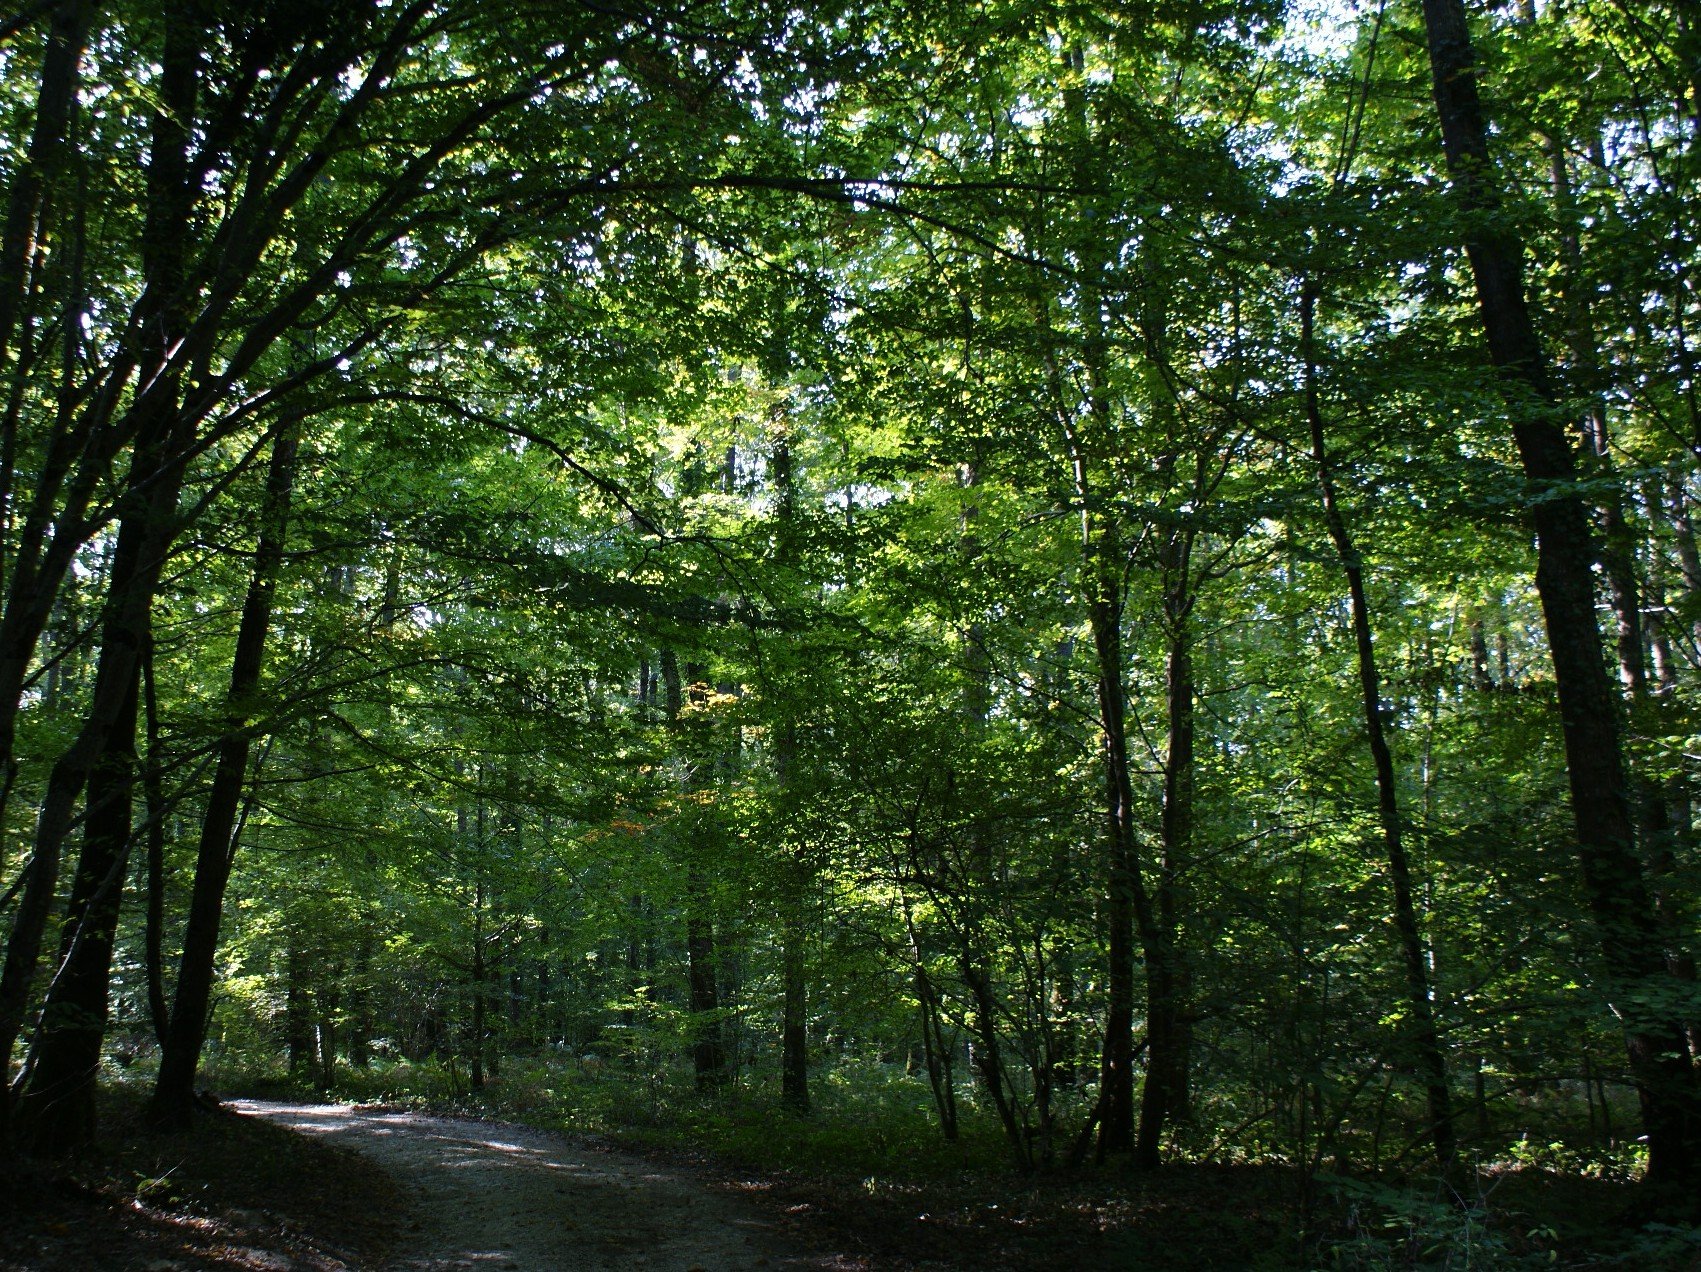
[233,1101,826,1272]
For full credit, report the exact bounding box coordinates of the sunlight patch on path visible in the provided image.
[232,1100,813,1271]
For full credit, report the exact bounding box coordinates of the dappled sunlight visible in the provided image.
[4,2,1692,1267]
[226,1095,802,1265]
[230,1100,800,1270]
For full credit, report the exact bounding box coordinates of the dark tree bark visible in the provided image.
[13,676,139,1154]
[780,905,808,1113]
[149,428,298,1130]
[0,2,82,630]
[16,1,240,1149]
[770,422,809,1114]
[285,939,313,1076]
[963,958,1030,1170]
[14,418,188,1152]
[140,630,170,1048]
[1143,502,1194,1150]
[1045,56,1184,1163]
[1419,0,1700,1189]
[316,967,340,1094]
[1302,282,1456,1168]
[1642,475,1701,1057]
[685,912,727,1090]
[950,458,1034,1162]
[1085,563,1139,1158]
[347,936,373,1069]
[0,8,196,1141]
[899,889,957,1140]
[0,2,509,870]
[0,0,89,491]
[1469,616,1494,691]
[659,649,728,1090]
[470,875,487,1094]
[1538,131,1701,1066]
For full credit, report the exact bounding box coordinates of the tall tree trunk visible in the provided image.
[899,889,956,1140]
[285,939,313,1076]
[1143,520,1194,1152]
[316,966,340,1094]
[963,958,1031,1170]
[1419,0,1700,1188]
[951,458,1033,1161]
[1643,474,1701,1056]
[1045,58,1175,1161]
[685,910,726,1090]
[1048,52,1140,1160]
[1086,562,1140,1158]
[470,875,486,1094]
[1541,131,1701,1070]
[1530,87,1684,921]
[347,935,373,1069]
[14,423,186,1152]
[770,420,809,1113]
[149,428,297,1129]
[660,650,728,1090]
[1302,282,1456,1168]
[780,905,808,1112]
[0,7,197,1146]
[0,0,89,539]
[13,673,139,1154]
[140,629,170,1047]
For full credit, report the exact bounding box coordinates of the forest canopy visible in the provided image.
[2,0,1699,1242]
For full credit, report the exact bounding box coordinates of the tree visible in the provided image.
[1418,0,1700,1190]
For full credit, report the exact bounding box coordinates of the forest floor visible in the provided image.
[2,1095,828,1271]
[2,1089,1688,1270]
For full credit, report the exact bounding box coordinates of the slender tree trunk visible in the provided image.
[685,913,726,1089]
[1302,282,1456,1168]
[1661,477,1701,672]
[317,966,340,1093]
[1419,0,1699,1188]
[285,939,312,1076]
[951,458,1032,1161]
[1142,528,1194,1151]
[659,650,727,1090]
[1533,100,1685,932]
[0,1,89,522]
[1058,416,1164,1167]
[1543,137,1700,1069]
[1087,566,1140,1159]
[1468,614,1494,690]
[623,898,643,1032]
[140,630,170,1047]
[1643,475,1701,1056]
[149,429,297,1129]
[1042,66,1173,1159]
[769,422,809,1113]
[470,878,486,1094]
[780,911,808,1111]
[963,958,1030,1170]
[347,936,372,1069]
[900,890,957,1140]
[486,945,503,1081]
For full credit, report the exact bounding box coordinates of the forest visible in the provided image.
[2,0,1700,1265]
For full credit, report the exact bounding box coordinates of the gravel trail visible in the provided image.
[233,1100,821,1272]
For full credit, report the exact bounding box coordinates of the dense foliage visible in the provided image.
[2,0,1699,1245]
